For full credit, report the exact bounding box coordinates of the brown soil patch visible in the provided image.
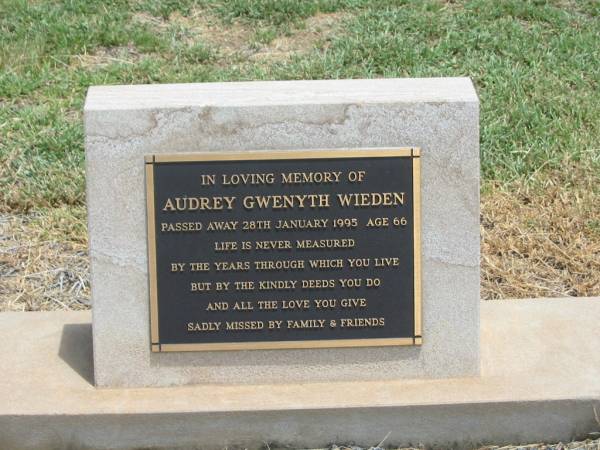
[131,10,252,57]
[0,207,89,311]
[251,13,348,61]
[74,10,347,68]
[132,10,347,61]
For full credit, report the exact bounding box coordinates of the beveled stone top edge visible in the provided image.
[84,77,479,112]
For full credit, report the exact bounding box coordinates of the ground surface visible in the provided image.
[332,441,600,450]
[327,440,600,450]
[1,0,599,310]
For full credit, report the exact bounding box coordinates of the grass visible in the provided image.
[1,0,599,211]
[482,160,599,298]
[0,207,89,311]
[0,0,599,309]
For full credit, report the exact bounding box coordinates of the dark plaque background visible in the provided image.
[148,153,417,347]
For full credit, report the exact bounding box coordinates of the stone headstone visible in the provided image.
[84,77,479,388]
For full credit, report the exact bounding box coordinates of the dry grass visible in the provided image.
[131,9,347,62]
[325,436,600,449]
[71,43,144,68]
[0,206,89,311]
[250,13,349,61]
[481,161,599,299]
[475,437,600,449]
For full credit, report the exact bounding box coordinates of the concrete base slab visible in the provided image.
[1,297,599,450]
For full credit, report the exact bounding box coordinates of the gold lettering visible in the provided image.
[337,192,405,207]
[340,317,385,328]
[308,258,343,269]
[286,319,326,329]
[243,194,330,210]
[280,171,342,184]
[160,221,203,232]
[254,259,305,271]
[162,198,175,211]
[214,261,250,271]
[258,280,297,291]
[221,173,275,186]
[162,196,236,212]
[226,321,264,330]
[296,239,355,249]
[187,322,221,331]
[255,240,292,250]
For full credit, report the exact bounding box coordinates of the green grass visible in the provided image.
[1,0,598,213]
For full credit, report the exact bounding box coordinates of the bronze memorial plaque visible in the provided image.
[145,149,421,352]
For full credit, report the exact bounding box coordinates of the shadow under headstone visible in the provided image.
[59,323,94,386]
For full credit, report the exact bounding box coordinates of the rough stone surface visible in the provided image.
[84,78,480,387]
[1,298,599,450]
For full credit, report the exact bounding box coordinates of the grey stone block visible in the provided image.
[84,77,480,388]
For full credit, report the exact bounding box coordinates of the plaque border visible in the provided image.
[145,148,422,352]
